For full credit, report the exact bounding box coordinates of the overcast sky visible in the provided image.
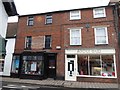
[8,0,110,22]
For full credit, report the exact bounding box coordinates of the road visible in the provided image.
[1,81,119,90]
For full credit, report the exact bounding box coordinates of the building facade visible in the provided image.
[12,2,120,83]
[0,0,18,75]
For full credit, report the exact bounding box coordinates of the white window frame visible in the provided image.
[70,10,81,20]
[93,7,106,18]
[70,28,82,45]
[27,16,34,26]
[94,27,108,45]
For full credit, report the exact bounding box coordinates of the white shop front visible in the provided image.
[65,48,117,81]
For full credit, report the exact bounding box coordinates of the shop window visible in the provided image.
[94,27,108,45]
[77,55,116,77]
[45,35,52,49]
[70,29,81,45]
[27,16,34,26]
[45,15,52,24]
[22,55,44,75]
[89,55,101,76]
[93,8,106,18]
[102,55,115,77]
[25,36,32,49]
[78,55,88,75]
[11,55,20,73]
[70,10,81,20]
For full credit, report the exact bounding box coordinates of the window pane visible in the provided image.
[11,55,20,73]
[22,56,44,75]
[25,36,32,49]
[70,11,80,20]
[102,55,115,77]
[96,37,106,43]
[89,55,101,76]
[70,29,81,45]
[78,55,88,75]
[28,16,34,26]
[45,35,51,48]
[46,15,52,24]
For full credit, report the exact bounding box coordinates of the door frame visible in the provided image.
[65,54,77,81]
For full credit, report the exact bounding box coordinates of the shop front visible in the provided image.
[65,48,117,83]
[11,52,57,80]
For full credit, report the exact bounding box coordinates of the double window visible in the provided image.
[70,29,82,45]
[94,27,108,45]
[70,10,81,20]
[93,8,106,18]
[45,15,52,24]
[25,35,52,49]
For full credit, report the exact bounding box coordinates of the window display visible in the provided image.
[77,55,116,77]
[22,55,44,75]
[11,55,20,73]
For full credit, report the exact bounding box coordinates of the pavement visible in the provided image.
[1,77,119,89]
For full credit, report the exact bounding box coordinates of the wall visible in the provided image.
[3,38,16,76]
[0,0,8,38]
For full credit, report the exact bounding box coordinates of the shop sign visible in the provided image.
[77,49,101,54]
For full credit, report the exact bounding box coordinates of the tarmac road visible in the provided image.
[1,81,119,90]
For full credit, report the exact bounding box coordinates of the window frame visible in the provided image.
[70,10,81,20]
[94,27,108,45]
[27,16,34,26]
[93,7,106,18]
[70,28,82,45]
[45,14,52,24]
[44,35,52,49]
[25,36,32,49]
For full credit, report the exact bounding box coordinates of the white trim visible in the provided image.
[93,7,106,18]
[70,10,81,20]
[65,48,115,55]
[114,55,117,78]
[70,28,82,45]
[94,27,108,45]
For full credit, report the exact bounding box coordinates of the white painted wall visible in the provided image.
[3,38,16,76]
[0,0,8,38]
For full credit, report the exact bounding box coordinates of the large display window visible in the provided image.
[77,55,116,78]
[21,55,44,75]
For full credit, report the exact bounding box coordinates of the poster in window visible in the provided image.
[15,59,19,68]
[31,62,37,71]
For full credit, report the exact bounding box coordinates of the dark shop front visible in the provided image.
[10,51,57,80]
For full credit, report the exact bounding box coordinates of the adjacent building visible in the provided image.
[0,0,18,75]
[12,1,120,83]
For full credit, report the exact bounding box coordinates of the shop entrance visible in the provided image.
[47,53,56,79]
[65,55,77,81]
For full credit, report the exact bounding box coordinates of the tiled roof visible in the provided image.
[6,23,17,38]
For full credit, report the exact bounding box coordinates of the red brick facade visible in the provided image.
[14,4,120,83]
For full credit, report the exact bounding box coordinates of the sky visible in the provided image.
[8,0,110,22]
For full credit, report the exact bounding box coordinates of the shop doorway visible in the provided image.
[65,55,77,81]
[47,53,56,79]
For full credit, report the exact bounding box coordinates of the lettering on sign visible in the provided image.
[77,49,101,54]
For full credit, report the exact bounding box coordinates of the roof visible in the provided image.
[2,0,18,16]
[6,22,17,38]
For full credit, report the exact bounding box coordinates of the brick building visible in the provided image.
[11,1,120,83]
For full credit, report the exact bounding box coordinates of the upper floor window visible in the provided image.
[70,28,82,45]
[45,15,52,24]
[70,10,81,20]
[94,27,108,45]
[25,36,32,49]
[45,35,52,49]
[93,8,106,18]
[27,16,34,26]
